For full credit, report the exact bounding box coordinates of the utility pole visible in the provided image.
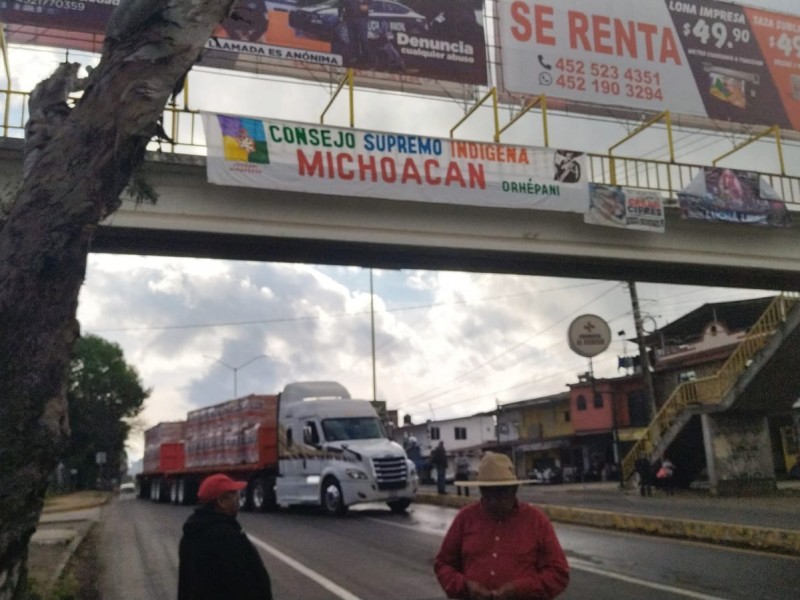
[628,281,657,421]
[495,399,501,448]
[370,269,377,402]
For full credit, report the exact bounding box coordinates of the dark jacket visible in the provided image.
[431,444,447,469]
[178,504,273,600]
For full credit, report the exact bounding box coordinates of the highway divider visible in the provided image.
[414,492,800,556]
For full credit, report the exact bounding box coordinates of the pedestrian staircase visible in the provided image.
[621,292,800,482]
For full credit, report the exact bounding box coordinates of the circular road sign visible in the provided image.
[567,314,612,358]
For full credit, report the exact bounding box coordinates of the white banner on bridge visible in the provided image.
[203,113,590,213]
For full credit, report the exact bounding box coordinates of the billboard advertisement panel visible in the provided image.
[497,0,800,131]
[585,185,666,232]
[0,0,487,86]
[678,167,791,226]
[203,113,590,212]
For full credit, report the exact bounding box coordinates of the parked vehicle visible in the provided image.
[288,0,427,42]
[118,482,137,500]
[136,381,417,515]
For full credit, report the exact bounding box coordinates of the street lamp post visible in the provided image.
[203,354,268,399]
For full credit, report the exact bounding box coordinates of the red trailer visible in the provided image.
[137,394,279,509]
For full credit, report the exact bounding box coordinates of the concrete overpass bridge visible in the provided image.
[1,137,798,291]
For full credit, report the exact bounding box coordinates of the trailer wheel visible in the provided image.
[249,478,275,512]
[251,478,267,511]
[239,486,251,511]
[387,499,411,514]
[321,477,347,516]
[169,481,179,505]
[151,479,161,502]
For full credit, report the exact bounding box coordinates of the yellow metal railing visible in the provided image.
[2,88,799,206]
[450,87,499,142]
[586,153,800,206]
[713,125,786,176]
[621,292,800,480]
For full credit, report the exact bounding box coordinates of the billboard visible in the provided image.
[203,113,591,212]
[497,0,800,132]
[585,185,666,233]
[0,0,487,86]
[678,167,791,226]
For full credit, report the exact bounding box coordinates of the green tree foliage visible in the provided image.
[64,335,149,489]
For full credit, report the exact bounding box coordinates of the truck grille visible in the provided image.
[372,456,407,490]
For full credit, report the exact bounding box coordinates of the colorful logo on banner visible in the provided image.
[585,185,665,233]
[218,116,269,164]
[678,168,791,227]
[202,113,591,213]
[497,0,800,132]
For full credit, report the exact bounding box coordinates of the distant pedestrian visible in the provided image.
[634,454,653,497]
[455,451,470,497]
[656,457,675,495]
[790,452,800,479]
[178,474,273,600]
[434,452,569,599]
[432,441,448,494]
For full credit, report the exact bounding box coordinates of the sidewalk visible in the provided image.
[416,480,800,555]
[27,491,109,595]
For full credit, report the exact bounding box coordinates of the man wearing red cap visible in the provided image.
[178,473,273,600]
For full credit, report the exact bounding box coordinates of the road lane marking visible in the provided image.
[363,516,442,535]
[365,516,731,600]
[568,558,729,600]
[248,534,363,600]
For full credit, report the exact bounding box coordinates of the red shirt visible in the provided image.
[434,500,569,599]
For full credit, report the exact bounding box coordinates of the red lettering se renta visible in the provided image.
[510,1,556,45]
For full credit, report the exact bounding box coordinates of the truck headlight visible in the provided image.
[346,468,369,480]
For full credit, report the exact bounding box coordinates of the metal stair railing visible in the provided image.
[621,292,800,480]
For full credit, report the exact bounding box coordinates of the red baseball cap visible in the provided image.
[197,474,247,503]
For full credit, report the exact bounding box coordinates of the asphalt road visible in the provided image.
[99,497,800,600]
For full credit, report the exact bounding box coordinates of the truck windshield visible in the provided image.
[322,417,384,441]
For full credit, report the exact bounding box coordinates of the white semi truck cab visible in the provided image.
[275,381,417,514]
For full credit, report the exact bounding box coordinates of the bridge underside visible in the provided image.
[92,224,800,291]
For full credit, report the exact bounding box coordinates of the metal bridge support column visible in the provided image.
[701,412,776,496]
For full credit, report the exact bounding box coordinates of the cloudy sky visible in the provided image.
[4,0,798,459]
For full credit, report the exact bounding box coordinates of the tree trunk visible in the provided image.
[0,1,232,597]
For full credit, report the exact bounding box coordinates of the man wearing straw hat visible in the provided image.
[434,452,569,600]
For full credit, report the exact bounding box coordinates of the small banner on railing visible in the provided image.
[584,184,666,232]
[678,167,792,227]
[202,113,591,212]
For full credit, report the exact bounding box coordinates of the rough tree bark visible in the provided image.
[0,1,233,597]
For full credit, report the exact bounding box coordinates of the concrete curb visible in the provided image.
[44,521,95,594]
[414,492,800,556]
[42,492,111,514]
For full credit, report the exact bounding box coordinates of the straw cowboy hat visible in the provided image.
[461,452,537,487]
